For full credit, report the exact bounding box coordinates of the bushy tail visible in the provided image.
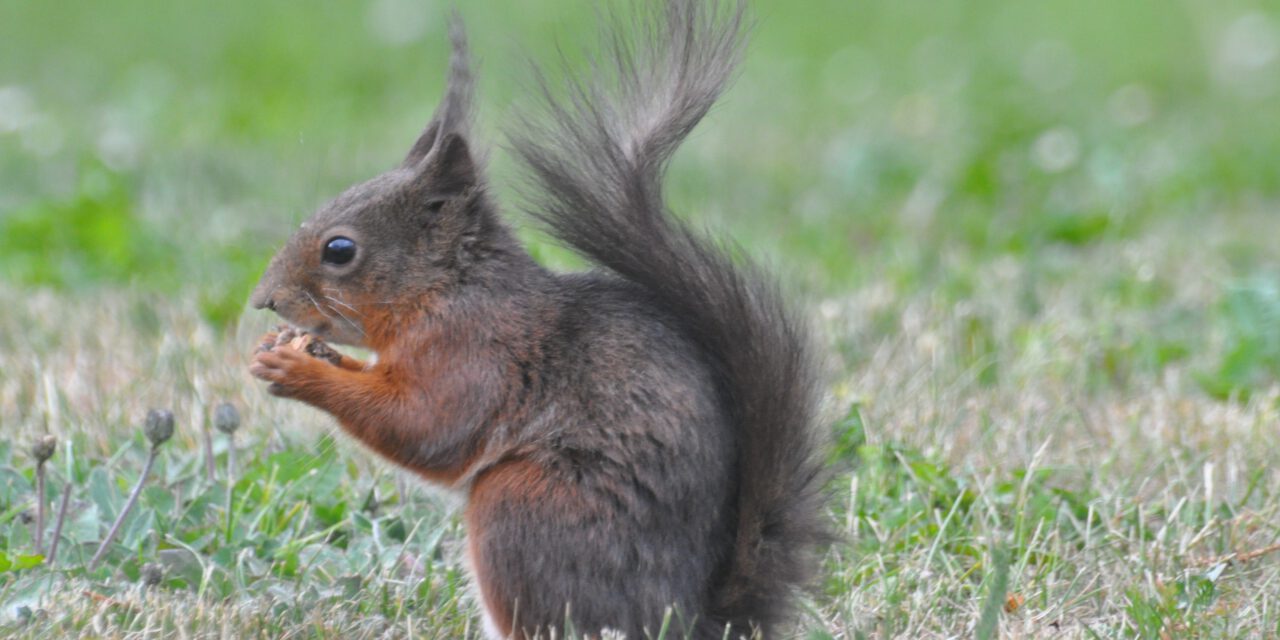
[508,0,827,635]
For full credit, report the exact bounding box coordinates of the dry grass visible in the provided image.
[814,215,1280,638]
[4,214,1280,639]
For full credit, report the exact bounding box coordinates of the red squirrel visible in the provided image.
[248,1,827,637]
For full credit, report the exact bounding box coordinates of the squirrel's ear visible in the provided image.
[415,132,477,194]
[403,121,442,168]
[402,15,473,168]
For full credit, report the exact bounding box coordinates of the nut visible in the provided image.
[274,326,300,349]
[304,339,343,366]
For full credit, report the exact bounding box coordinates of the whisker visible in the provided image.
[320,287,403,312]
[304,291,336,322]
[329,304,366,337]
[309,291,365,337]
[322,293,364,317]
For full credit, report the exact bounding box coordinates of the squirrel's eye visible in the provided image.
[322,236,357,265]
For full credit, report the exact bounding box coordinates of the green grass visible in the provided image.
[3,0,1280,637]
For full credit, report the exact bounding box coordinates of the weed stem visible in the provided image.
[30,435,56,555]
[204,428,216,482]
[35,461,46,555]
[224,435,236,541]
[47,481,73,565]
[88,445,158,571]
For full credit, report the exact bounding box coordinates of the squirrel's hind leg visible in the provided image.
[463,456,706,640]
[465,458,618,639]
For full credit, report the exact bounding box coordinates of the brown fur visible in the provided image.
[465,459,572,636]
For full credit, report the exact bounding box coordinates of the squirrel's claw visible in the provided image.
[255,333,278,354]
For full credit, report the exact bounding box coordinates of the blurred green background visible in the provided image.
[5,2,1280,634]
[1,0,1278,330]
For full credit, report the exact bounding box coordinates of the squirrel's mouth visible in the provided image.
[267,306,330,341]
[266,296,366,347]
[299,318,367,348]
[306,321,332,339]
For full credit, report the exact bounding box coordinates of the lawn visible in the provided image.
[3,0,1280,637]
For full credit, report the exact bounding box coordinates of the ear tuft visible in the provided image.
[402,15,474,168]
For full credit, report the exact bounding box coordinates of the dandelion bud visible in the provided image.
[140,562,164,587]
[213,402,241,435]
[144,409,175,447]
[31,435,57,464]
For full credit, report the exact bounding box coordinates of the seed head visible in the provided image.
[144,409,175,447]
[213,402,241,435]
[140,562,164,587]
[31,435,57,464]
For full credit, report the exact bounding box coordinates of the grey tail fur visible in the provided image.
[507,0,828,635]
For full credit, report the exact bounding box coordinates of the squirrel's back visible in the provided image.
[508,0,829,635]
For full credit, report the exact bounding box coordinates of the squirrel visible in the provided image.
[247,1,827,637]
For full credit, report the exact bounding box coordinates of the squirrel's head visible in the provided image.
[250,20,502,349]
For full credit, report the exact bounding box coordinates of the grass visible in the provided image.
[3,0,1280,637]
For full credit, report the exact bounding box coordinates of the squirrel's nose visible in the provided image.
[249,259,282,311]
[249,285,278,311]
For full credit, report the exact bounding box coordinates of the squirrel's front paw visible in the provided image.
[254,327,345,366]
[249,345,326,398]
[253,325,296,354]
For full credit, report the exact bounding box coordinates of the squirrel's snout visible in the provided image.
[250,253,286,312]
[249,280,279,312]
[251,293,277,311]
